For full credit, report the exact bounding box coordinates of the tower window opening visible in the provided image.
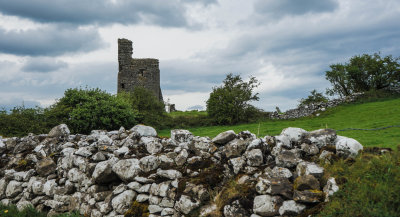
[139,69,145,76]
[121,83,125,89]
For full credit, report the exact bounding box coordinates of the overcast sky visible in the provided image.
[0,0,399,111]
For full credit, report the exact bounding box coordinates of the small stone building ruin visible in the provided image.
[117,38,163,101]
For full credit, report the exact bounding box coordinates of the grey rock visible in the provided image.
[229,157,246,174]
[301,143,319,155]
[16,200,33,211]
[175,149,188,166]
[245,149,263,166]
[92,159,118,184]
[48,124,70,138]
[323,177,339,202]
[293,190,324,203]
[136,194,149,202]
[294,175,320,191]
[112,158,141,182]
[279,200,306,216]
[224,200,250,217]
[174,195,200,214]
[296,162,324,179]
[305,129,337,148]
[6,181,23,197]
[335,136,363,158]
[141,137,163,154]
[212,130,236,145]
[111,190,136,214]
[224,139,248,158]
[131,125,157,137]
[75,146,94,157]
[253,195,283,216]
[36,157,57,177]
[275,150,302,168]
[140,155,160,172]
[91,152,107,162]
[156,169,182,179]
[171,129,193,143]
[256,177,293,199]
[148,204,163,213]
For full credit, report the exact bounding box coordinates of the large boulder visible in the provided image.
[212,130,236,145]
[131,125,157,137]
[48,124,70,138]
[335,136,363,158]
[112,159,141,182]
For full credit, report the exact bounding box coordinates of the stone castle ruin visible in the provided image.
[117,38,163,101]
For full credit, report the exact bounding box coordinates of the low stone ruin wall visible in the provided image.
[270,93,364,120]
[0,124,364,217]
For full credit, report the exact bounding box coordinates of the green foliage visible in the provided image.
[50,87,137,134]
[159,95,400,149]
[0,106,53,137]
[299,89,328,106]
[326,53,400,97]
[0,204,81,217]
[206,73,260,125]
[118,86,166,128]
[317,150,400,216]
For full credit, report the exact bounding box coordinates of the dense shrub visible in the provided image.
[48,87,137,134]
[0,106,52,137]
[206,73,260,125]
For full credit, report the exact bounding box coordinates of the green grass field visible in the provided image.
[159,97,400,149]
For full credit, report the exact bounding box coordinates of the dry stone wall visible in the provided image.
[270,93,364,120]
[0,124,364,217]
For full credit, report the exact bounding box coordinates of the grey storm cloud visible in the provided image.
[0,0,212,27]
[22,58,68,73]
[0,25,104,56]
[254,0,338,17]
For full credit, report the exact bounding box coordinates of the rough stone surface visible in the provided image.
[174,195,200,214]
[253,195,283,216]
[111,190,136,214]
[131,125,157,137]
[212,130,236,145]
[48,124,70,138]
[279,200,306,216]
[36,157,57,177]
[112,158,141,182]
[335,136,363,158]
[171,129,193,143]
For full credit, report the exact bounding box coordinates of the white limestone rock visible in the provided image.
[323,177,339,202]
[111,190,137,214]
[6,180,23,197]
[279,200,306,216]
[141,137,163,154]
[131,125,157,137]
[335,135,363,158]
[112,158,141,182]
[253,195,283,216]
[48,124,70,138]
[171,129,194,143]
[296,161,324,179]
[244,149,263,166]
[140,155,160,172]
[212,130,236,145]
[174,195,200,214]
[156,169,182,180]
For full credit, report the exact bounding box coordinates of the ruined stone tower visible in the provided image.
[117,38,163,101]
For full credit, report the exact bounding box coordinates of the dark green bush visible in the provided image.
[206,73,260,125]
[299,89,329,107]
[48,87,137,134]
[118,86,166,128]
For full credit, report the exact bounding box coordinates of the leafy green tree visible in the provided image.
[326,53,400,97]
[299,89,328,106]
[118,86,166,128]
[206,73,260,125]
[48,87,137,134]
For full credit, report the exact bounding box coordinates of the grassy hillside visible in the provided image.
[159,97,400,149]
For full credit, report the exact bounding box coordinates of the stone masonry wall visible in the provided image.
[270,93,364,120]
[117,39,163,101]
[0,124,364,217]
